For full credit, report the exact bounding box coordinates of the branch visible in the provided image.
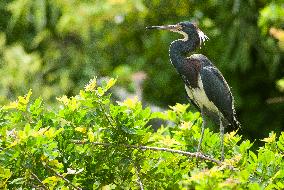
[44,164,82,190]
[71,140,222,165]
[31,172,49,190]
[96,100,115,127]
[266,96,284,104]
[31,184,46,190]
[133,163,144,190]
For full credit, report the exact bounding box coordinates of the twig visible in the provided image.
[71,140,222,165]
[133,163,144,190]
[31,184,46,190]
[266,96,284,104]
[31,172,49,190]
[44,164,82,190]
[97,100,115,127]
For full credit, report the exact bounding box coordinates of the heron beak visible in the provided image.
[146,24,182,31]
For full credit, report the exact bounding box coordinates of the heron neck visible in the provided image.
[169,39,199,72]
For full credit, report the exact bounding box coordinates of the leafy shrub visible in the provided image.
[0,77,283,189]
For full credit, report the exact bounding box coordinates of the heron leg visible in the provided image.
[219,113,225,161]
[197,111,206,152]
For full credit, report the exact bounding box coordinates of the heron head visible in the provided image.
[146,21,209,46]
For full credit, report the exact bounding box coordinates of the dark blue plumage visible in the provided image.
[147,21,240,160]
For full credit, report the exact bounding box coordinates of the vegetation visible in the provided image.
[1,78,284,189]
[0,0,283,189]
[0,0,283,141]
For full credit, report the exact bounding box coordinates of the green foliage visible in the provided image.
[277,78,284,92]
[1,78,283,189]
[258,2,284,34]
[0,0,283,143]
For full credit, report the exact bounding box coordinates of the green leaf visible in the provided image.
[0,168,12,179]
[85,76,97,92]
[249,151,257,163]
[105,78,117,91]
[9,177,24,185]
[3,90,32,111]
[262,132,276,143]
[277,132,284,151]
[88,129,95,142]
[169,103,189,114]
[42,176,60,186]
[248,182,261,190]
[121,126,136,135]
[97,87,105,96]
[276,182,284,189]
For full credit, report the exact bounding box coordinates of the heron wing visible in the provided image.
[200,66,235,125]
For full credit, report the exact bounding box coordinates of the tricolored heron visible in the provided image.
[146,21,240,161]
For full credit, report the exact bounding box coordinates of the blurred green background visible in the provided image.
[0,0,283,143]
